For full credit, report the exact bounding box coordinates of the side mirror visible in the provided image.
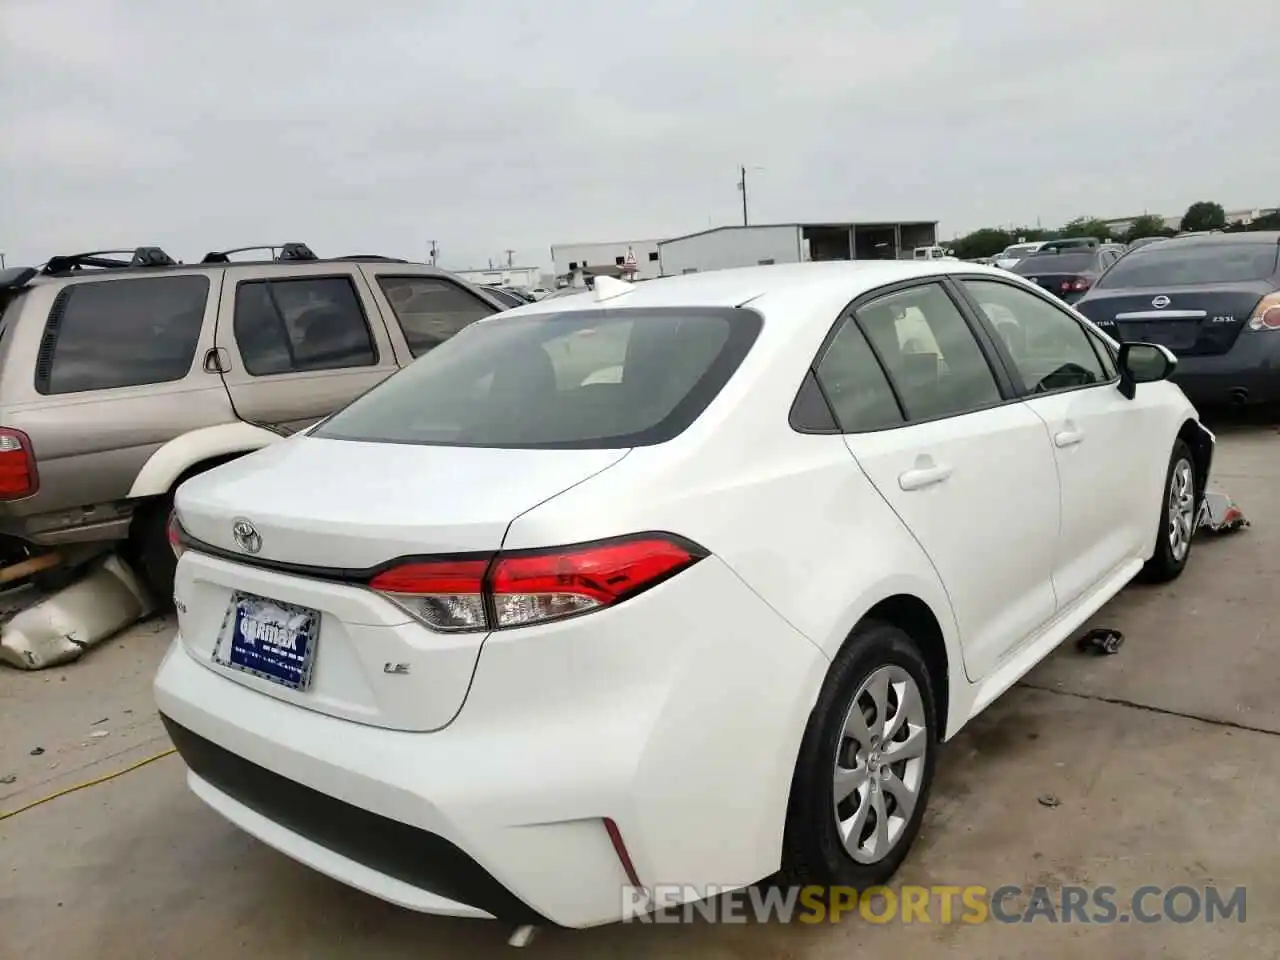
[1117,341,1177,399]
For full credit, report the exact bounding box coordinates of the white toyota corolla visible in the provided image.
[155,261,1214,931]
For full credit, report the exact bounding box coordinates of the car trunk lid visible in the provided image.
[1075,283,1270,356]
[172,436,629,731]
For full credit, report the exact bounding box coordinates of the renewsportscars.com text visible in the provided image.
[621,884,1247,925]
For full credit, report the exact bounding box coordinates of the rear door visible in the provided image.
[832,280,1061,681]
[957,277,1164,609]
[215,263,401,433]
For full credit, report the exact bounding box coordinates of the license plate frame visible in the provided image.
[213,591,321,691]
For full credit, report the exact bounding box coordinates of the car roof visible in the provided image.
[1145,230,1280,248]
[483,260,1017,316]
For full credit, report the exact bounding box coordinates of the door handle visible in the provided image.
[1054,429,1084,448]
[898,463,952,491]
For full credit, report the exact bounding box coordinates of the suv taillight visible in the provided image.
[1248,292,1280,331]
[368,534,707,632]
[0,428,38,500]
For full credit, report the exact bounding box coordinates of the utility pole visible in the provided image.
[427,241,438,266]
[504,249,515,268]
[738,165,749,226]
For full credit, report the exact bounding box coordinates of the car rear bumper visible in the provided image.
[153,555,829,928]
[1171,333,1280,405]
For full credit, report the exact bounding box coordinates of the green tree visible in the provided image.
[1179,201,1226,233]
[949,228,1014,260]
[1060,217,1115,241]
[1122,214,1168,244]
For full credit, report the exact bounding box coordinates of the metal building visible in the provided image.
[657,221,939,276]
[453,266,543,290]
[551,239,663,284]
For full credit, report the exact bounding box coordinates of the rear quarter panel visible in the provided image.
[0,276,235,519]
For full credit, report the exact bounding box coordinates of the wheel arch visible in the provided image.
[127,422,282,500]
[819,579,964,740]
[1177,417,1214,514]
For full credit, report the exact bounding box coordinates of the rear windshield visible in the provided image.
[313,307,762,449]
[1003,245,1040,258]
[1012,252,1096,274]
[1097,242,1280,288]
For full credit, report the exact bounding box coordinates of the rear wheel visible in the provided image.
[129,495,176,607]
[780,620,938,890]
[1140,439,1196,584]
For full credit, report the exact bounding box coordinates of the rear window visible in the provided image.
[1012,252,1096,274]
[1003,245,1041,258]
[314,307,762,449]
[1097,242,1280,288]
[38,275,208,394]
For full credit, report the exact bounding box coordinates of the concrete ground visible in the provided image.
[3,422,1278,958]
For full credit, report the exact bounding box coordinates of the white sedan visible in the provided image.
[155,261,1213,931]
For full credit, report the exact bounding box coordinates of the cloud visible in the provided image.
[2,0,1278,269]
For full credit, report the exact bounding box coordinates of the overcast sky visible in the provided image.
[2,1,1277,271]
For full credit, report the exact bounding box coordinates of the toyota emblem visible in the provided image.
[231,518,262,554]
[1152,295,1171,308]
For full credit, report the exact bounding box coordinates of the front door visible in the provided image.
[833,281,1061,681]
[955,277,1163,609]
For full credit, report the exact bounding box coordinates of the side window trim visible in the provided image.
[949,273,1119,399]
[233,273,380,378]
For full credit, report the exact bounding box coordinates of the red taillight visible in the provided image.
[1063,277,1091,292]
[167,511,186,560]
[1248,293,1280,331]
[368,558,490,632]
[0,428,37,500]
[369,534,706,632]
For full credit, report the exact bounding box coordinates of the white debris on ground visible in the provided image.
[0,554,155,670]
[1198,490,1249,536]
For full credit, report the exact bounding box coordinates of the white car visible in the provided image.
[995,241,1048,270]
[155,262,1214,932]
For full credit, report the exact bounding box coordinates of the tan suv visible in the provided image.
[0,244,504,600]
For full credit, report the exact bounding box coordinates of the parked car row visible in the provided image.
[985,231,1280,408]
[0,243,507,596]
[147,256,1215,933]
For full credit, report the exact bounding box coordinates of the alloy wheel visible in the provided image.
[1168,458,1195,562]
[832,665,928,864]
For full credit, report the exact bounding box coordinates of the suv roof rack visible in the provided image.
[330,254,410,262]
[42,246,178,275]
[200,243,318,264]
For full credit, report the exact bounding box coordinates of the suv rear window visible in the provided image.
[1012,252,1096,274]
[314,307,762,449]
[1097,243,1280,288]
[38,275,208,394]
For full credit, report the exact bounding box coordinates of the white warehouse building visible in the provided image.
[658,221,940,276]
[551,239,663,284]
[452,266,543,290]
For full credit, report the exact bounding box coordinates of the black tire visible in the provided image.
[1139,439,1196,584]
[779,620,939,891]
[129,495,176,607]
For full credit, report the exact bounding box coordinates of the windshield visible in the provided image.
[314,307,762,449]
[1012,252,1096,274]
[1097,243,1280,288]
[1002,245,1040,259]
